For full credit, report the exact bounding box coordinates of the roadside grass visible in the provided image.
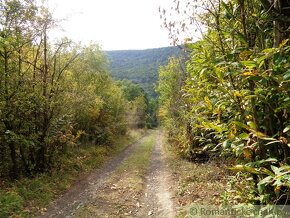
[0,129,145,218]
[161,131,230,217]
[75,130,157,217]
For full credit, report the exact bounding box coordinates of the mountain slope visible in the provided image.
[106,46,181,97]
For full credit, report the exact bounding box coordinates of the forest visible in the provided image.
[0,0,157,213]
[0,0,157,217]
[106,46,181,97]
[158,0,290,206]
[1,0,290,217]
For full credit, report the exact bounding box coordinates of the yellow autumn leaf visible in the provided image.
[243,70,259,76]
[279,39,289,48]
[234,91,243,97]
[204,96,213,110]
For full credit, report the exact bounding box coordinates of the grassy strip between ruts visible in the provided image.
[75,130,157,217]
[160,131,230,218]
[0,129,146,218]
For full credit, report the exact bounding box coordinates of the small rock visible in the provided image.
[213,192,219,196]
[124,211,132,216]
[148,210,153,216]
[110,184,118,190]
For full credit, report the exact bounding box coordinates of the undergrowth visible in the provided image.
[0,129,145,217]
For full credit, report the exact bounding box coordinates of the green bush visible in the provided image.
[0,191,24,218]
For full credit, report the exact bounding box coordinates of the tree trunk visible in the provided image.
[36,26,49,173]
[273,0,290,47]
[8,143,18,179]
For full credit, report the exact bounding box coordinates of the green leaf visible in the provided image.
[229,165,264,174]
[258,176,273,186]
[222,139,230,148]
[254,131,268,138]
[258,183,266,194]
[273,179,283,187]
[283,125,290,133]
[258,59,265,68]
[260,168,275,177]
[232,121,267,138]
[247,121,256,130]
[233,121,249,130]
[238,132,249,140]
[258,177,273,194]
[271,165,281,175]
[241,61,256,69]
[262,48,275,53]
[283,69,290,80]
[246,158,277,167]
[279,165,290,172]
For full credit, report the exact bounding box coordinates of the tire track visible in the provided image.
[137,131,175,218]
[38,133,149,218]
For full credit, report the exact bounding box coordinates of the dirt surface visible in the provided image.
[39,130,175,218]
[137,131,175,218]
[38,132,149,218]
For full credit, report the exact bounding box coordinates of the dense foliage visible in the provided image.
[158,0,290,205]
[117,80,158,129]
[106,47,181,97]
[0,0,146,180]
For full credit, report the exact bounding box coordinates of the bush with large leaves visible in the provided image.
[159,0,290,204]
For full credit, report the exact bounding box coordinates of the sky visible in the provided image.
[48,0,173,51]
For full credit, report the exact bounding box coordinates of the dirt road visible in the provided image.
[136,131,174,217]
[39,130,175,218]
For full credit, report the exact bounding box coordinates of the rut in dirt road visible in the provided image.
[39,130,175,218]
[38,133,149,218]
[137,131,175,218]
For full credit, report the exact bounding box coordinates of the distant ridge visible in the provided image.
[105,46,181,97]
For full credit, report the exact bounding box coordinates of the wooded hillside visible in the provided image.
[106,47,181,97]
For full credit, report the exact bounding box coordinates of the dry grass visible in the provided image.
[161,133,230,217]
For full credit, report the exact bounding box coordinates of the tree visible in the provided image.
[0,0,46,178]
[159,0,290,204]
[0,1,131,179]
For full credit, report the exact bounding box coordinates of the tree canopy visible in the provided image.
[0,0,149,180]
